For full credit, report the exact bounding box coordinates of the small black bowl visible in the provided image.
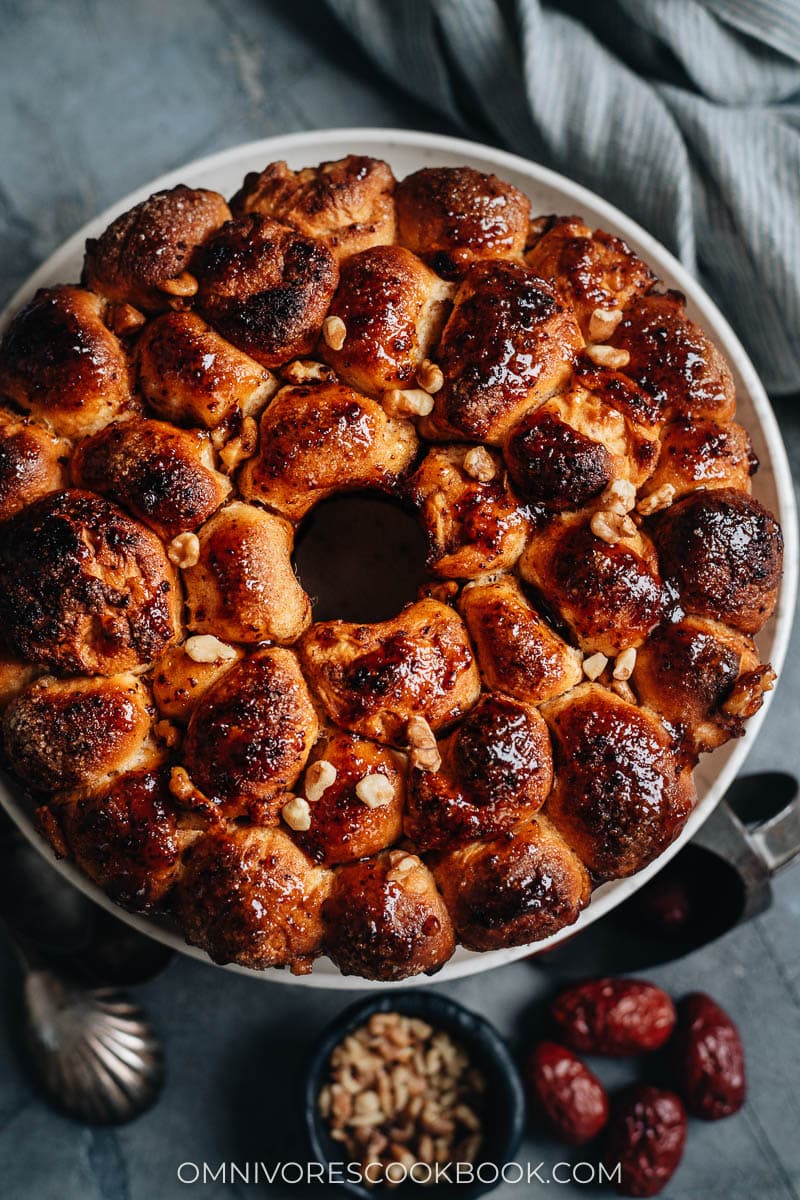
[304,991,526,1199]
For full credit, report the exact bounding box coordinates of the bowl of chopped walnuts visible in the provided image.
[305,992,526,1196]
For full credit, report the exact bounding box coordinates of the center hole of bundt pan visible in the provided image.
[294,492,429,623]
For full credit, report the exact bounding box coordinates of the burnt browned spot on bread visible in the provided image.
[505,407,613,509]
[650,487,783,634]
[0,490,180,675]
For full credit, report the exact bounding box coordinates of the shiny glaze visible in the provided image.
[196,213,339,367]
[430,261,582,442]
[506,407,612,509]
[646,417,756,499]
[182,649,317,818]
[0,490,180,675]
[543,684,696,880]
[651,487,783,634]
[396,166,530,278]
[0,286,136,437]
[0,408,68,521]
[72,417,230,538]
[241,381,417,521]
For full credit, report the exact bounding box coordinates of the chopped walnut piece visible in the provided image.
[305,759,337,802]
[356,773,394,808]
[322,315,347,351]
[282,359,337,385]
[613,646,637,681]
[184,634,237,664]
[582,652,609,681]
[416,359,444,394]
[382,388,435,418]
[585,343,630,369]
[590,509,637,544]
[462,446,496,482]
[406,716,442,772]
[600,478,636,515]
[612,679,637,704]
[588,306,623,342]
[282,795,312,832]
[637,483,676,516]
[167,531,200,569]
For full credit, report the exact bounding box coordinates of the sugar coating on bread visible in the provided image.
[0,156,782,979]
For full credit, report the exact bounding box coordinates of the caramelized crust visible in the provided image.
[3,673,157,793]
[432,816,591,952]
[650,488,782,634]
[526,216,654,334]
[0,286,136,437]
[458,575,582,704]
[298,599,480,744]
[421,261,582,443]
[196,213,338,367]
[291,731,405,866]
[0,407,68,520]
[521,513,664,655]
[83,185,231,311]
[542,683,696,880]
[240,381,418,521]
[231,155,396,259]
[632,616,773,759]
[405,694,553,851]
[0,490,181,675]
[152,642,243,722]
[42,767,201,911]
[72,417,230,538]
[323,850,455,980]
[321,245,453,394]
[177,825,333,971]
[505,384,658,510]
[182,648,318,819]
[396,167,530,278]
[609,291,736,423]
[0,647,38,710]
[183,502,310,644]
[408,445,531,578]
[136,311,277,430]
[642,418,756,501]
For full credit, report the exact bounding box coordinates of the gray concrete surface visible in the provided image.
[0,3,798,1197]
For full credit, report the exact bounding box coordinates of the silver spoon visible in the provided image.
[0,820,164,1123]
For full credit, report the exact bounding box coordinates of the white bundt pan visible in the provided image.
[1,129,797,989]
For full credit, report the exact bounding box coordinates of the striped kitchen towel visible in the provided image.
[326,0,800,395]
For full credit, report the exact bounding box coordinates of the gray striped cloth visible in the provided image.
[327,0,800,395]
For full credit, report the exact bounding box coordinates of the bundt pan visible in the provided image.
[0,129,796,989]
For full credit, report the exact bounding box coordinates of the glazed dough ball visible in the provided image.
[196,213,338,367]
[409,445,530,579]
[181,648,318,819]
[239,381,418,521]
[289,731,405,866]
[608,290,736,424]
[0,286,136,437]
[396,166,530,278]
[72,417,231,539]
[0,490,181,675]
[40,767,200,911]
[231,155,397,259]
[432,816,591,952]
[520,512,664,656]
[458,575,583,705]
[183,502,310,645]
[405,694,553,851]
[136,311,277,431]
[504,383,659,510]
[299,598,481,745]
[152,641,243,722]
[650,487,783,635]
[526,216,654,335]
[632,616,774,759]
[321,245,453,394]
[0,407,68,520]
[420,261,583,443]
[3,673,157,793]
[640,418,756,502]
[323,849,455,981]
[177,825,333,971]
[542,683,696,880]
[83,185,231,311]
